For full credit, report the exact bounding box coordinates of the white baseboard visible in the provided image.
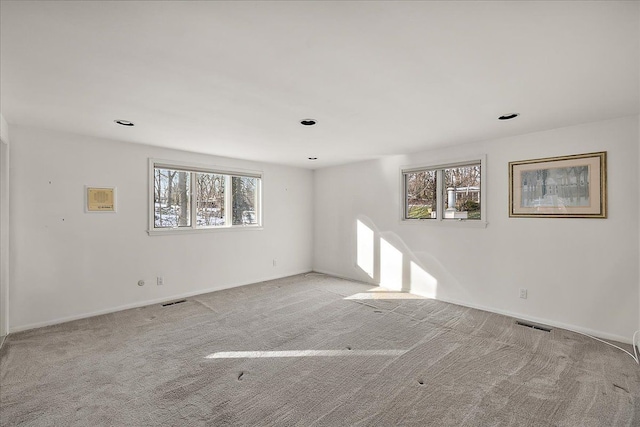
[311,268,634,345]
[311,268,376,286]
[9,269,312,334]
[10,268,635,346]
[436,295,632,345]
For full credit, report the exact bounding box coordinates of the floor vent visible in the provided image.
[516,321,551,332]
[162,299,187,307]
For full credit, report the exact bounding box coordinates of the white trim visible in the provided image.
[147,225,263,236]
[436,295,633,345]
[402,157,485,174]
[9,270,312,333]
[224,174,232,225]
[311,269,632,344]
[148,158,155,230]
[9,267,633,345]
[150,158,262,178]
[312,268,376,286]
[399,218,488,228]
[0,114,9,144]
[0,138,8,338]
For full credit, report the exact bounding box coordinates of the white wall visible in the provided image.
[9,126,313,331]
[0,114,9,338]
[314,116,639,342]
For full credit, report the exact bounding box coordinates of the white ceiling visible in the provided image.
[1,1,638,169]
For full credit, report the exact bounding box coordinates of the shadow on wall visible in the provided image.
[356,215,464,300]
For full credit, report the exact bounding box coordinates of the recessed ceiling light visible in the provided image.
[300,119,317,126]
[308,157,318,160]
[498,113,519,120]
[114,119,135,126]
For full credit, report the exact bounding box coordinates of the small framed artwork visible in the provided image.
[509,151,607,218]
[86,186,117,212]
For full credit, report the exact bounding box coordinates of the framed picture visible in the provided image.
[509,152,606,218]
[86,186,117,212]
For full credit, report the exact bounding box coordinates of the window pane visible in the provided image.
[405,170,437,219]
[232,176,258,225]
[154,168,191,228]
[196,173,225,227]
[443,165,481,220]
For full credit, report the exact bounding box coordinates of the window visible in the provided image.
[403,158,485,223]
[405,170,437,219]
[150,160,261,233]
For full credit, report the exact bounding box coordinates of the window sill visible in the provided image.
[399,219,488,228]
[147,226,263,236]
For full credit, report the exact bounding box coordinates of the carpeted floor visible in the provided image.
[1,273,639,426]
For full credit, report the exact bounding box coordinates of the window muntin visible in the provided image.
[403,161,482,222]
[151,161,261,232]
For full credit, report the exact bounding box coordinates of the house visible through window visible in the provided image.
[151,161,261,232]
[403,160,483,222]
[443,164,481,220]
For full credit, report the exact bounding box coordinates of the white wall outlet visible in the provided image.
[157,276,164,286]
[519,288,528,299]
[137,280,145,287]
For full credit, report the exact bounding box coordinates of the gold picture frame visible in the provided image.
[509,152,607,218]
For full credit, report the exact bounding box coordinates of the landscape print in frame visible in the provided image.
[509,151,607,218]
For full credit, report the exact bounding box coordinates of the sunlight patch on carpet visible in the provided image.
[345,287,427,300]
[205,349,407,359]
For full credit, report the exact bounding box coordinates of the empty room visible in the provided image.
[0,1,639,426]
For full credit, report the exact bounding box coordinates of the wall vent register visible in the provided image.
[516,320,552,332]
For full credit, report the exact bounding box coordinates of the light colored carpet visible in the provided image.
[1,273,639,426]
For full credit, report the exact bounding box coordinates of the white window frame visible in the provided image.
[148,159,263,235]
[400,155,487,228]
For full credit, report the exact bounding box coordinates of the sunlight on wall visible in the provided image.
[356,220,375,278]
[354,218,439,299]
[410,261,437,298]
[380,238,402,291]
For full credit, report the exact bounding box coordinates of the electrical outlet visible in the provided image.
[519,288,528,299]
[157,276,164,286]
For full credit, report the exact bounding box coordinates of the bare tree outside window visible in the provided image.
[232,176,258,225]
[177,171,189,226]
[405,170,437,219]
[152,164,261,231]
[154,168,190,228]
[196,173,225,226]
